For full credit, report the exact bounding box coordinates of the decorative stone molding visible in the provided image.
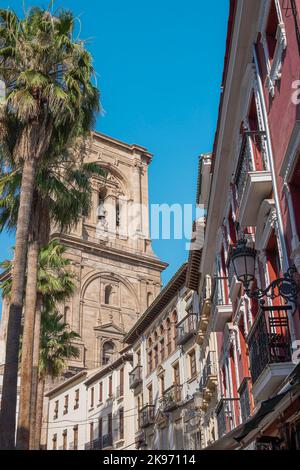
[266,23,287,97]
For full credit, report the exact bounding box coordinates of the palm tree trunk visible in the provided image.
[29,295,42,450]
[0,159,37,450]
[34,376,45,450]
[16,239,39,450]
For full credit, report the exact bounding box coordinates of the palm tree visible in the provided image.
[0,6,99,448]
[0,241,78,445]
[36,310,80,449]
[0,151,105,448]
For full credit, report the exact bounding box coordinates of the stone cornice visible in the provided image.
[51,233,168,273]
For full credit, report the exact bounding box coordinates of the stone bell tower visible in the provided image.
[51,131,167,371]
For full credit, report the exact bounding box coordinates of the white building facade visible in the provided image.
[124,264,202,451]
[46,353,135,450]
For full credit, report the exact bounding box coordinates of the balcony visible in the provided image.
[102,433,113,449]
[176,313,198,346]
[247,305,294,402]
[216,398,239,438]
[238,378,251,423]
[139,404,155,428]
[235,131,272,227]
[196,276,212,344]
[211,277,232,332]
[129,365,143,389]
[160,384,182,412]
[199,353,218,409]
[84,437,102,450]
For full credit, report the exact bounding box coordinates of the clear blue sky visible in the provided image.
[0,0,229,303]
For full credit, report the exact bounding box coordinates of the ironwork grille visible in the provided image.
[247,306,292,384]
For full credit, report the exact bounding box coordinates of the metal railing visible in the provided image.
[139,404,155,428]
[211,276,229,314]
[102,433,113,448]
[129,365,143,389]
[160,384,182,412]
[235,131,267,201]
[199,351,217,393]
[238,378,251,423]
[216,398,240,438]
[247,306,292,384]
[176,313,198,346]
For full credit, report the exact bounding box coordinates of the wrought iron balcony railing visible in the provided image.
[216,398,240,438]
[102,433,113,449]
[176,313,198,346]
[84,437,102,450]
[129,365,143,389]
[211,276,229,313]
[247,305,292,384]
[160,384,182,412]
[139,404,155,428]
[235,130,267,201]
[238,378,251,423]
[199,351,218,393]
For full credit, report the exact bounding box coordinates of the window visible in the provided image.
[137,350,141,365]
[74,389,79,410]
[173,363,180,386]
[108,376,113,398]
[266,0,280,62]
[63,395,69,415]
[54,401,59,420]
[119,408,124,440]
[166,318,172,355]
[120,368,124,397]
[147,384,153,405]
[52,434,57,450]
[148,350,153,373]
[62,430,67,450]
[90,422,94,443]
[189,350,197,378]
[90,387,94,409]
[154,345,159,368]
[160,375,165,396]
[160,338,165,363]
[98,417,103,441]
[108,413,112,438]
[98,192,106,221]
[73,426,78,450]
[172,311,178,350]
[116,201,120,227]
[102,341,115,366]
[104,285,113,305]
[99,382,103,403]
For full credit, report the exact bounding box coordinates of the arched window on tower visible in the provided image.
[98,190,106,222]
[104,285,113,305]
[102,341,115,366]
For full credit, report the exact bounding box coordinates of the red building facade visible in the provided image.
[191,0,300,450]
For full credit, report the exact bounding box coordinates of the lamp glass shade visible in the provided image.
[230,239,256,289]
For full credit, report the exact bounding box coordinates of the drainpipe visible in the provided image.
[252,45,289,272]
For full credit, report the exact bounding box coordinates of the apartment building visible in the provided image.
[188,0,300,451]
[124,264,202,450]
[46,353,135,450]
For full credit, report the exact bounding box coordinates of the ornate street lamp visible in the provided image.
[229,238,299,305]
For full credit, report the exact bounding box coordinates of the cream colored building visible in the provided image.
[46,352,135,450]
[124,263,202,451]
